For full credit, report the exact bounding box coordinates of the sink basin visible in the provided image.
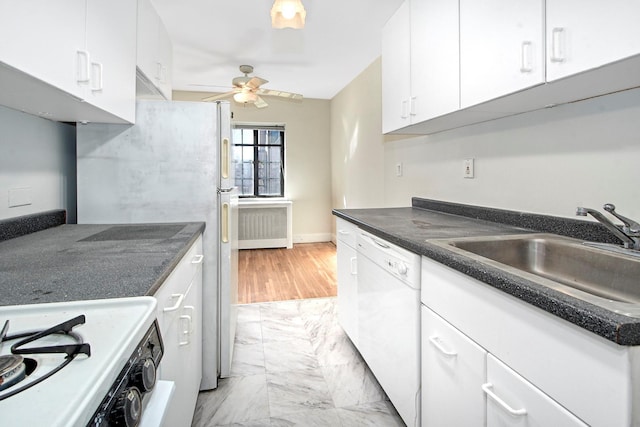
[433,233,640,316]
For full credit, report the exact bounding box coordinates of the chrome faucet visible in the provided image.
[576,204,640,250]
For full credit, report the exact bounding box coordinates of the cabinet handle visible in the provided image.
[191,254,204,264]
[178,314,192,346]
[91,62,103,91]
[409,96,417,116]
[482,382,527,416]
[338,230,350,235]
[520,41,533,73]
[401,99,409,119]
[76,50,90,83]
[550,27,566,63]
[155,62,164,82]
[350,256,357,275]
[429,335,457,357]
[183,305,195,333]
[371,237,390,249]
[163,293,184,312]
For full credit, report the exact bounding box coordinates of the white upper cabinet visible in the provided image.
[382,1,411,134]
[84,0,137,121]
[0,0,136,123]
[546,0,640,82]
[0,1,87,100]
[410,0,460,122]
[137,0,173,100]
[382,0,460,133]
[460,0,544,108]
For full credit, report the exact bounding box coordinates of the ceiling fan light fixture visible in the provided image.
[271,0,306,29]
[233,91,258,104]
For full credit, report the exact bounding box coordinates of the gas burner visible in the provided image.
[0,355,25,391]
[0,315,90,400]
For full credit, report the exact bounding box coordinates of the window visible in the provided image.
[232,125,285,197]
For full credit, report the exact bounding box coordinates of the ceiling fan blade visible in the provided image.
[246,76,269,89]
[257,88,303,100]
[202,91,235,102]
[254,96,269,109]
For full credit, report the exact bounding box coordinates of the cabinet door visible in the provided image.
[0,0,86,99]
[337,238,357,344]
[422,305,486,427]
[485,354,588,427]
[85,0,136,122]
[137,0,173,100]
[382,1,411,133]
[410,0,459,122]
[546,0,640,82]
[460,0,544,108]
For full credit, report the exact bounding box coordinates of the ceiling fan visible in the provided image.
[202,65,303,108]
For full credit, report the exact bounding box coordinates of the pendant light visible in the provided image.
[271,0,306,29]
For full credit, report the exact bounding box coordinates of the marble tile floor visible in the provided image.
[192,297,406,427]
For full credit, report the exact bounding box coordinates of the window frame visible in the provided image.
[232,124,285,198]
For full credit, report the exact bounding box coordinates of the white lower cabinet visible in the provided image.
[420,256,627,426]
[421,306,486,427]
[154,235,203,427]
[336,218,358,344]
[422,304,588,427]
[485,355,586,427]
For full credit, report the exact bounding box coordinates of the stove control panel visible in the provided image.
[87,320,164,427]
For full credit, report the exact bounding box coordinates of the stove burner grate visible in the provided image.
[0,315,91,401]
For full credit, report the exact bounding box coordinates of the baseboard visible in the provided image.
[293,233,332,244]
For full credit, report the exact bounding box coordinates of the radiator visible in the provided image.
[238,200,293,249]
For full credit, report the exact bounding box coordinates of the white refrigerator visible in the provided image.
[76,99,238,390]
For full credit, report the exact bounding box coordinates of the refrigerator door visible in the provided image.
[218,187,239,377]
[76,99,220,390]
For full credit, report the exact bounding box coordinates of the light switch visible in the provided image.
[396,162,403,177]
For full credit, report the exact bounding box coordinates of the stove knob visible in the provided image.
[110,387,142,427]
[131,358,156,393]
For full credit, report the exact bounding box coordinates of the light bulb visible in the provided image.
[281,2,296,19]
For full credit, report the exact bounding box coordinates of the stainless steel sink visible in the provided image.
[432,233,640,317]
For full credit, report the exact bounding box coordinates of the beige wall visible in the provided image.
[330,58,387,211]
[330,58,640,228]
[173,91,333,242]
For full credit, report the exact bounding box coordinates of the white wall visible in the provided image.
[173,92,333,243]
[0,105,76,221]
[383,87,640,220]
[331,58,640,226]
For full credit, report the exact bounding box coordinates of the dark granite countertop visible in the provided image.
[333,198,640,346]
[0,220,205,306]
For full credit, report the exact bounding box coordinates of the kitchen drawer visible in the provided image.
[485,354,587,426]
[336,218,358,248]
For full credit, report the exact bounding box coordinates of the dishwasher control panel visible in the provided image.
[357,230,421,289]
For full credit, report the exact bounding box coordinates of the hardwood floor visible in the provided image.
[238,242,337,304]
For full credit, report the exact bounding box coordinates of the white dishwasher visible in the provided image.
[356,229,421,427]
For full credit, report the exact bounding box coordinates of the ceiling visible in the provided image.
[151,0,404,100]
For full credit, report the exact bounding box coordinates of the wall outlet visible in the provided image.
[463,158,475,179]
[8,187,32,207]
[396,162,403,177]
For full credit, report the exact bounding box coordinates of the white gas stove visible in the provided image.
[0,297,173,427]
